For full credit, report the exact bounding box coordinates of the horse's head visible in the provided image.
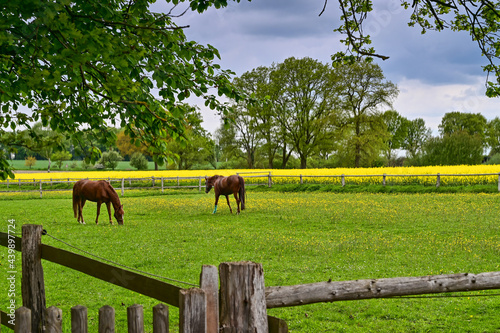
[205,175,220,193]
[114,205,124,225]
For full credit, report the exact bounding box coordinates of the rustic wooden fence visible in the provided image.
[0,225,286,332]
[2,172,500,198]
[2,225,500,332]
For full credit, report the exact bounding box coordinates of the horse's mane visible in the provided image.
[100,180,120,203]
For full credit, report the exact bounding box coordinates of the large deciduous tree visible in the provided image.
[439,111,487,139]
[272,57,340,169]
[166,106,215,170]
[403,118,432,161]
[336,60,398,167]
[232,66,282,169]
[0,0,244,179]
[382,110,410,166]
[486,117,500,154]
[421,132,484,165]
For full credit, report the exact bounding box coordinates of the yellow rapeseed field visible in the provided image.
[6,164,500,186]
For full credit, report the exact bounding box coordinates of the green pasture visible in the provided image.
[1,189,500,332]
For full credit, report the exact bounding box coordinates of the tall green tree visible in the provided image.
[99,150,123,170]
[0,0,245,179]
[166,106,215,170]
[439,112,487,139]
[232,66,282,168]
[421,132,484,165]
[382,110,410,166]
[51,150,72,169]
[403,118,431,161]
[271,57,341,169]
[336,60,398,167]
[214,122,246,168]
[486,117,500,155]
[0,123,66,172]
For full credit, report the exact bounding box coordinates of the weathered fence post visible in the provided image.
[341,174,345,187]
[22,224,46,333]
[99,305,115,332]
[268,172,272,188]
[383,174,386,186]
[127,304,144,333]
[121,178,125,197]
[39,181,42,199]
[177,176,180,187]
[19,179,21,189]
[179,288,206,333]
[71,305,87,333]
[300,175,303,185]
[153,304,169,333]
[200,265,218,333]
[199,176,202,192]
[44,306,62,333]
[436,173,441,188]
[268,316,289,333]
[498,173,500,192]
[152,176,155,188]
[219,262,268,333]
[14,307,31,333]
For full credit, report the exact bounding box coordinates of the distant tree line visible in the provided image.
[2,57,500,170]
[215,57,500,169]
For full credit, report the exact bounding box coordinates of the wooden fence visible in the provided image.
[1,171,500,197]
[0,225,286,332]
[2,225,500,332]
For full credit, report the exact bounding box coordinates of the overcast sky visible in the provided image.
[151,0,499,135]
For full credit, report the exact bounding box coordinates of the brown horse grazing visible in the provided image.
[205,175,246,214]
[73,179,124,225]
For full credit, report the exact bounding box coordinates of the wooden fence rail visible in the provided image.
[265,271,500,308]
[0,226,287,333]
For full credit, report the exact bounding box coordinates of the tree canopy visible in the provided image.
[3,0,500,177]
[328,0,500,96]
[0,0,244,179]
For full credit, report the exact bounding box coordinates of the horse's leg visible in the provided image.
[96,201,102,224]
[79,199,86,224]
[106,202,113,225]
[233,191,241,214]
[225,195,233,214]
[213,194,220,214]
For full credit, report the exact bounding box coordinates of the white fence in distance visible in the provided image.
[1,172,500,198]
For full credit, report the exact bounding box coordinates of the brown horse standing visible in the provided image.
[205,175,246,214]
[73,179,124,225]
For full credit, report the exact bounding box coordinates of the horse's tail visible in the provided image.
[239,176,246,210]
[72,187,78,218]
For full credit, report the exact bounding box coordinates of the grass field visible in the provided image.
[1,188,500,332]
